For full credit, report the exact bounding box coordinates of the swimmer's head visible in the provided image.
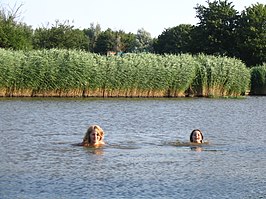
[83,125,104,145]
[190,129,203,143]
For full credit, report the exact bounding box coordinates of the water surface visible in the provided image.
[0,97,265,199]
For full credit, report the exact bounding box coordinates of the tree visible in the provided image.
[0,3,33,50]
[133,28,154,53]
[113,30,138,53]
[94,28,117,54]
[236,3,266,67]
[154,24,193,54]
[94,29,139,54]
[83,23,101,52]
[193,0,239,56]
[32,20,88,50]
[119,31,136,53]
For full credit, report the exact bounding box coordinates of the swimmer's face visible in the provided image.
[192,131,203,143]
[90,131,101,144]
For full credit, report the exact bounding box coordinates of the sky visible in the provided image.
[1,0,265,37]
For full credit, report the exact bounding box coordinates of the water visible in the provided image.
[0,97,265,199]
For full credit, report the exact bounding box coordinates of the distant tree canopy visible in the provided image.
[32,20,88,50]
[134,28,154,53]
[236,3,266,66]
[93,28,117,54]
[155,0,266,67]
[193,0,239,56]
[0,0,265,66]
[154,24,193,54]
[0,3,33,50]
[83,23,101,52]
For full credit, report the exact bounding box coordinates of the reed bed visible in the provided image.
[0,49,250,97]
[191,54,250,97]
[250,63,266,95]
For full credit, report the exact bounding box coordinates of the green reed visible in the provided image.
[250,63,266,95]
[191,54,250,97]
[0,49,250,97]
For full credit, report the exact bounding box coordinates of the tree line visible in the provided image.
[0,0,265,67]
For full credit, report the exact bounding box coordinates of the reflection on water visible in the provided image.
[190,146,203,152]
[83,147,105,155]
[167,140,220,152]
[0,97,266,199]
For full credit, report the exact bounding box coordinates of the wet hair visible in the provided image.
[82,125,104,145]
[190,129,203,143]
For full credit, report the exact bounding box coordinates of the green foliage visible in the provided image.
[236,3,266,67]
[0,49,250,97]
[133,28,154,53]
[193,0,239,56]
[94,29,142,54]
[32,20,88,50]
[83,23,102,52]
[192,54,250,96]
[0,49,24,90]
[0,4,33,50]
[250,63,266,95]
[119,32,137,53]
[94,28,117,54]
[154,24,193,54]
[1,1,265,67]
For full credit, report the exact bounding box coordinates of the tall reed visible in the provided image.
[191,54,250,97]
[250,63,266,95]
[0,49,250,97]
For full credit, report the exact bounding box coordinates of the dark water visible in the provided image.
[0,97,265,199]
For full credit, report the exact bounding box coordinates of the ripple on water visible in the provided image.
[0,97,265,198]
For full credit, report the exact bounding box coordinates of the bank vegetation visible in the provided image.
[0,49,251,98]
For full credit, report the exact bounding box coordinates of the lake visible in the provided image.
[0,96,265,199]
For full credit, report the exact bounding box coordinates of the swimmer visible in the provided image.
[190,129,204,143]
[79,125,105,147]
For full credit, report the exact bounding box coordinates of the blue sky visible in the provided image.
[1,0,264,37]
